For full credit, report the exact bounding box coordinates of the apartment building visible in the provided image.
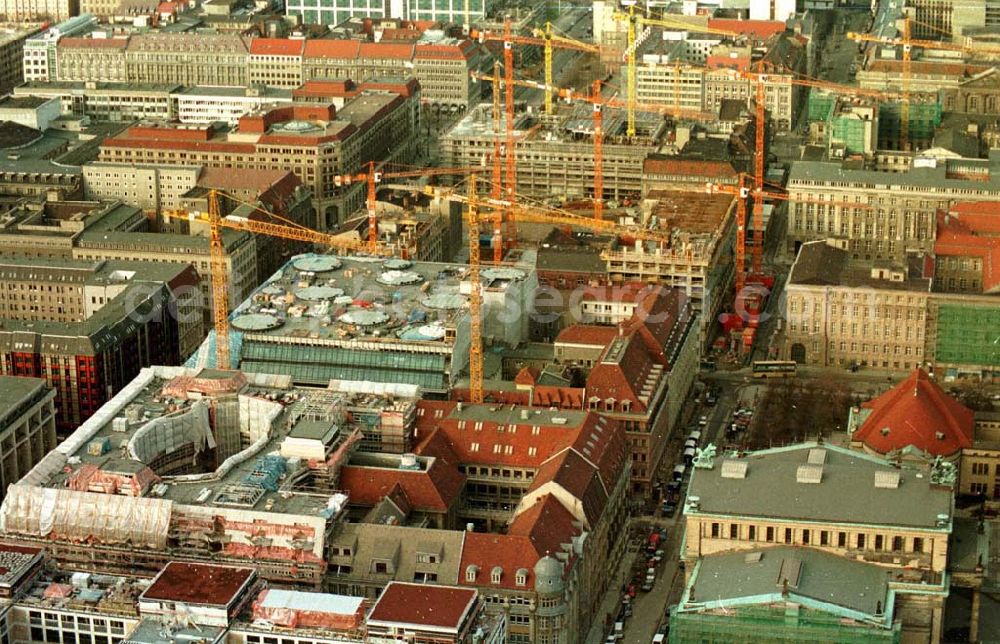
[82,163,202,213]
[0,258,201,431]
[684,442,954,643]
[586,288,698,493]
[783,241,932,370]
[171,86,294,125]
[0,376,55,502]
[784,152,1000,262]
[22,14,96,82]
[56,36,129,82]
[97,99,418,228]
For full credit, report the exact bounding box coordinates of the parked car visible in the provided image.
[662,501,677,517]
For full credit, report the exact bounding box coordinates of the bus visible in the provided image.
[751,360,797,379]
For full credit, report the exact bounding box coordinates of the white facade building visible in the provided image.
[22,14,97,82]
[170,86,293,125]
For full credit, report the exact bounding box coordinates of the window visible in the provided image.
[913,537,924,553]
[729,524,738,539]
[784,528,793,544]
[972,462,989,476]
[802,529,810,545]
[856,533,866,549]
[892,536,904,552]
[875,535,884,551]
[820,531,829,546]
[491,567,502,584]
[766,526,774,542]
[748,525,756,540]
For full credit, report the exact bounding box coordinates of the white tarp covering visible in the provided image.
[0,484,172,549]
[128,399,216,464]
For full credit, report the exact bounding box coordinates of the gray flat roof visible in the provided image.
[787,154,1000,191]
[686,443,953,530]
[682,546,892,621]
[0,376,46,410]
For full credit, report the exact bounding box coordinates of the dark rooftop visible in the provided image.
[140,562,255,606]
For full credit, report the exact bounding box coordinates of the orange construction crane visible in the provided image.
[470,20,602,115]
[426,179,672,399]
[334,162,483,253]
[490,60,504,261]
[165,190,396,369]
[614,7,741,136]
[503,20,517,249]
[707,173,875,299]
[473,71,715,220]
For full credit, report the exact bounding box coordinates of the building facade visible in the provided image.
[684,442,954,643]
[0,376,56,502]
[783,241,932,370]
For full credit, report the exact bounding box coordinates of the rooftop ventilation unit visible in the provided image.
[807,448,827,465]
[796,464,823,484]
[720,459,748,479]
[874,469,901,489]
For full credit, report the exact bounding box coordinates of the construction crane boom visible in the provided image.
[503,19,517,249]
[491,60,504,262]
[164,190,398,369]
[335,163,483,252]
[466,176,483,404]
[471,20,601,116]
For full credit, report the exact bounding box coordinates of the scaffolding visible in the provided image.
[934,302,1000,368]
[877,100,942,151]
[668,605,901,643]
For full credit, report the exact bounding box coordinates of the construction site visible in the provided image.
[439,102,672,203]
[186,253,537,393]
[0,365,425,588]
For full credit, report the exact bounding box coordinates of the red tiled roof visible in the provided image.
[197,167,296,193]
[59,37,129,49]
[508,494,580,557]
[250,38,304,56]
[368,582,477,628]
[528,450,609,528]
[623,287,692,367]
[359,42,414,60]
[555,324,619,347]
[514,366,540,386]
[415,40,476,60]
[587,334,659,413]
[141,562,255,605]
[708,18,786,39]
[339,459,464,512]
[532,386,585,409]
[303,39,361,59]
[948,201,1000,234]
[853,368,975,456]
[935,210,1000,292]
[459,533,545,590]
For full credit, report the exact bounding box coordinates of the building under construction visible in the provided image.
[604,189,738,350]
[186,253,537,394]
[439,102,671,202]
[0,366,421,588]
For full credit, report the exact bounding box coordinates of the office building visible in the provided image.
[22,14,96,83]
[190,253,536,393]
[0,258,201,431]
[683,442,954,642]
[783,241,931,370]
[784,152,1000,263]
[97,100,418,229]
[287,0,488,30]
[0,376,56,502]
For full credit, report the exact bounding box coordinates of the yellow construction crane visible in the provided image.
[426,177,674,402]
[471,21,602,116]
[613,8,741,136]
[164,190,396,370]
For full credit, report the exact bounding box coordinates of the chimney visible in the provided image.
[876,600,883,615]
